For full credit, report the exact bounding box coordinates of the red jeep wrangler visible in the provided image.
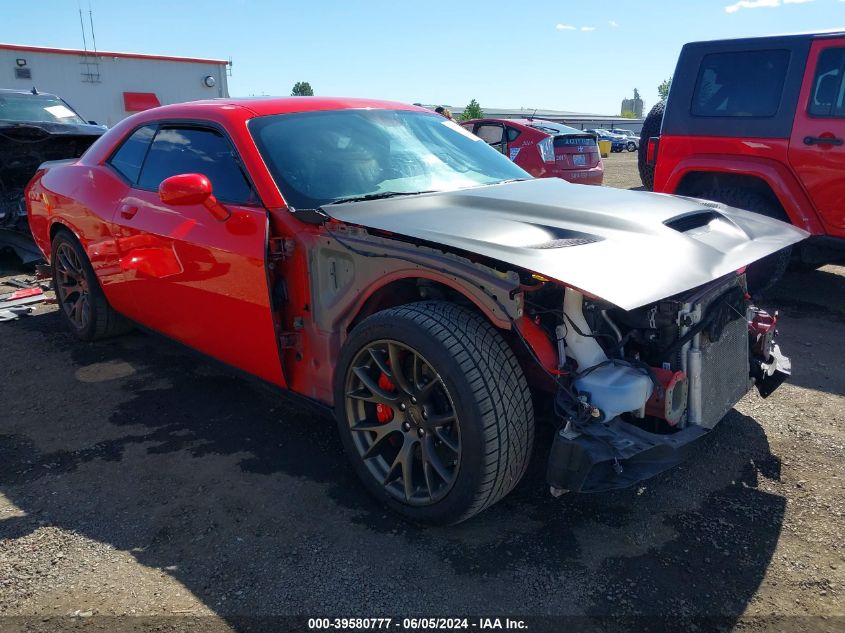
[639,31,845,292]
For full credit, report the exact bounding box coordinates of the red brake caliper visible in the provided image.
[376,373,395,423]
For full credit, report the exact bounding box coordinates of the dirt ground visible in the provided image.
[1,155,843,632]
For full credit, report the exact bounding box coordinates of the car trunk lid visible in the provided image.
[553,134,600,169]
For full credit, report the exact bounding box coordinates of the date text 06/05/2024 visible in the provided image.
[307,618,528,630]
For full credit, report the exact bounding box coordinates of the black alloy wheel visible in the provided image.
[51,229,130,341]
[344,339,461,505]
[335,302,534,525]
[54,240,91,332]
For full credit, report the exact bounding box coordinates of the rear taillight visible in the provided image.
[646,137,659,165]
[537,136,555,163]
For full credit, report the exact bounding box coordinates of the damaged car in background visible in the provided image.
[25,98,805,524]
[1,89,104,262]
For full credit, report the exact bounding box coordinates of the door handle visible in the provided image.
[803,135,844,146]
[119,204,139,219]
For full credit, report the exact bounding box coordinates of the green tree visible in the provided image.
[621,110,638,119]
[459,98,483,121]
[291,81,314,96]
[657,77,672,101]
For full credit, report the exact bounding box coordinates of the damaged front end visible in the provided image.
[0,120,103,262]
[315,177,805,497]
[542,274,790,495]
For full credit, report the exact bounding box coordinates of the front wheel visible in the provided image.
[334,302,534,525]
[626,141,637,152]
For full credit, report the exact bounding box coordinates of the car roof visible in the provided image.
[0,88,61,98]
[465,117,587,136]
[687,29,845,47]
[131,96,426,119]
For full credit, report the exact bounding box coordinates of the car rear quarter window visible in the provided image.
[691,49,790,117]
[475,124,504,144]
[506,127,521,142]
[137,127,255,204]
[108,125,156,184]
[809,47,845,117]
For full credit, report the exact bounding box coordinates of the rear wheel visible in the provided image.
[638,101,665,190]
[626,141,637,152]
[697,188,792,296]
[51,229,130,341]
[334,301,534,525]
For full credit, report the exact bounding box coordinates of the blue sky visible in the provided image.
[2,0,843,115]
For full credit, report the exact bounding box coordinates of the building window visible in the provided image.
[14,68,32,80]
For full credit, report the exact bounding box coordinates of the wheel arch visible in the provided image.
[664,158,823,233]
[342,273,556,393]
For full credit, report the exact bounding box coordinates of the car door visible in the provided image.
[473,122,507,154]
[789,38,845,235]
[109,123,283,386]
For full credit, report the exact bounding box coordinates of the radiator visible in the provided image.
[698,311,750,429]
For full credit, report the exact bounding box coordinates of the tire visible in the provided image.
[334,301,534,525]
[626,141,637,152]
[638,100,665,191]
[697,188,792,296]
[51,229,131,341]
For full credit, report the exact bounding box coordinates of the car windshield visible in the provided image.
[249,109,530,209]
[0,93,86,124]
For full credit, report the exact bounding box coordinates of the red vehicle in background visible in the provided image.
[640,31,845,293]
[461,118,603,185]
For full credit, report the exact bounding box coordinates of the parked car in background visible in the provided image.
[610,128,639,152]
[640,30,845,293]
[588,129,626,153]
[26,98,803,524]
[0,89,104,262]
[461,118,603,185]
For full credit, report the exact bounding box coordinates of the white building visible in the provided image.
[0,43,230,127]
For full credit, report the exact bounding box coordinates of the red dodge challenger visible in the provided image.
[26,97,803,524]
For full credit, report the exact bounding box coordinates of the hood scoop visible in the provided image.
[524,225,603,249]
[664,210,724,233]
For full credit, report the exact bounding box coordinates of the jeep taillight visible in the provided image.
[537,136,555,163]
[646,137,659,165]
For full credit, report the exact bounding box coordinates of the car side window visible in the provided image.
[506,127,521,142]
[108,125,156,184]
[475,124,504,145]
[809,47,845,117]
[691,49,790,117]
[137,126,257,204]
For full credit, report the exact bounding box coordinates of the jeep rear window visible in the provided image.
[809,47,845,117]
[691,49,790,117]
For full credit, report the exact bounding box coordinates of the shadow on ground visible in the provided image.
[0,310,787,630]
[19,262,845,628]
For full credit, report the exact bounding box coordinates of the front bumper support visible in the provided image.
[546,418,709,494]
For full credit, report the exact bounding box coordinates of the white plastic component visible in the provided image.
[563,288,653,421]
[562,289,606,369]
[574,366,654,422]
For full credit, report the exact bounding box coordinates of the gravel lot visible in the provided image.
[1,154,843,632]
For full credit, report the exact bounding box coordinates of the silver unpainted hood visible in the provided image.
[324,178,807,310]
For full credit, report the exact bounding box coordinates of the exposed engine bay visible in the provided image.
[521,272,789,494]
[0,121,103,261]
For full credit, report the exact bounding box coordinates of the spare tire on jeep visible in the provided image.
[638,101,665,191]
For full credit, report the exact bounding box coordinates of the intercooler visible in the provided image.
[686,277,751,430]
